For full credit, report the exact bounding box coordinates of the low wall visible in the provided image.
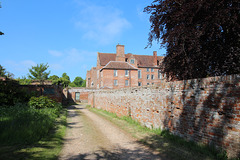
[64,88,98,103]
[88,74,240,158]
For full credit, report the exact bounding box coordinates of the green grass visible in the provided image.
[0,104,67,160]
[88,107,230,160]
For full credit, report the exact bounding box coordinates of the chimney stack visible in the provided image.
[153,51,157,66]
[116,44,125,61]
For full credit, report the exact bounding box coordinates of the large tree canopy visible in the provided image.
[145,0,240,80]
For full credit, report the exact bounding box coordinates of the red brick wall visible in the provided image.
[21,85,63,103]
[101,69,138,89]
[88,74,240,158]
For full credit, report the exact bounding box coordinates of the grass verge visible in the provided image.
[88,106,231,160]
[0,108,67,160]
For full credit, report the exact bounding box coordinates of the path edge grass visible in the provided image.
[87,105,233,160]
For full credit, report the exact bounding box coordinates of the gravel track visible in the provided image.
[59,104,166,160]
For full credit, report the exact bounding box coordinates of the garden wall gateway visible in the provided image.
[88,74,240,158]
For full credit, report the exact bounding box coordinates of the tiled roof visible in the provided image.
[101,61,138,71]
[99,53,116,66]
[134,55,163,67]
[98,53,164,68]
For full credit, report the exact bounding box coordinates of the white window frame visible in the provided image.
[130,59,135,64]
[125,70,129,76]
[114,80,118,86]
[151,68,154,72]
[147,74,150,79]
[138,82,142,86]
[146,68,149,72]
[114,70,118,77]
[138,70,142,79]
[125,80,129,86]
[151,74,154,80]
[158,70,162,79]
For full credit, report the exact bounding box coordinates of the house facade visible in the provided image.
[86,44,165,89]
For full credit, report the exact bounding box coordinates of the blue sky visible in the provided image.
[0,0,166,81]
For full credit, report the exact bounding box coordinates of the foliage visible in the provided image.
[69,76,86,87]
[16,76,32,85]
[28,96,62,110]
[0,108,67,160]
[0,79,33,106]
[49,75,62,85]
[28,63,50,84]
[60,73,70,88]
[0,103,63,145]
[144,0,240,80]
[0,65,6,77]
[0,65,14,78]
[49,73,72,88]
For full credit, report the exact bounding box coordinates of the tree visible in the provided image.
[60,73,70,88]
[144,0,240,80]
[69,76,84,87]
[0,65,14,78]
[28,63,50,84]
[49,75,61,85]
[0,65,6,77]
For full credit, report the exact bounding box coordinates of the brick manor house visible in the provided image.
[86,44,165,89]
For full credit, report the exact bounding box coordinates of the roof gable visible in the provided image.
[100,61,138,71]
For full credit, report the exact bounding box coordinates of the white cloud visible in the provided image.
[48,50,63,57]
[74,2,131,44]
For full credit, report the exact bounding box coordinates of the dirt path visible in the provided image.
[59,104,166,160]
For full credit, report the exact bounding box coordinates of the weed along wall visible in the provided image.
[88,74,240,158]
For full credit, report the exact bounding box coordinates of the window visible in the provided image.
[147,83,150,85]
[158,70,162,79]
[114,80,118,86]
[138,82,142,86]
[114,70,117,77]
[147,74,150,79]
[152,83,154,85]
[138,70,142,79]
[151,68,154,72]
[151,75,154,79]
[130,59,135,64]
[146,68,149,72]
[125,80,129,86]
[125,70,129,76]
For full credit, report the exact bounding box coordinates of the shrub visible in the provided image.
[29,96,56,109]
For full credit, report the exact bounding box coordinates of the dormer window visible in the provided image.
[125,58,128,62]
[130,59,134,64]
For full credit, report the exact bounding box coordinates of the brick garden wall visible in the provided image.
[21,85,63,103]
[88,74,240,158]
